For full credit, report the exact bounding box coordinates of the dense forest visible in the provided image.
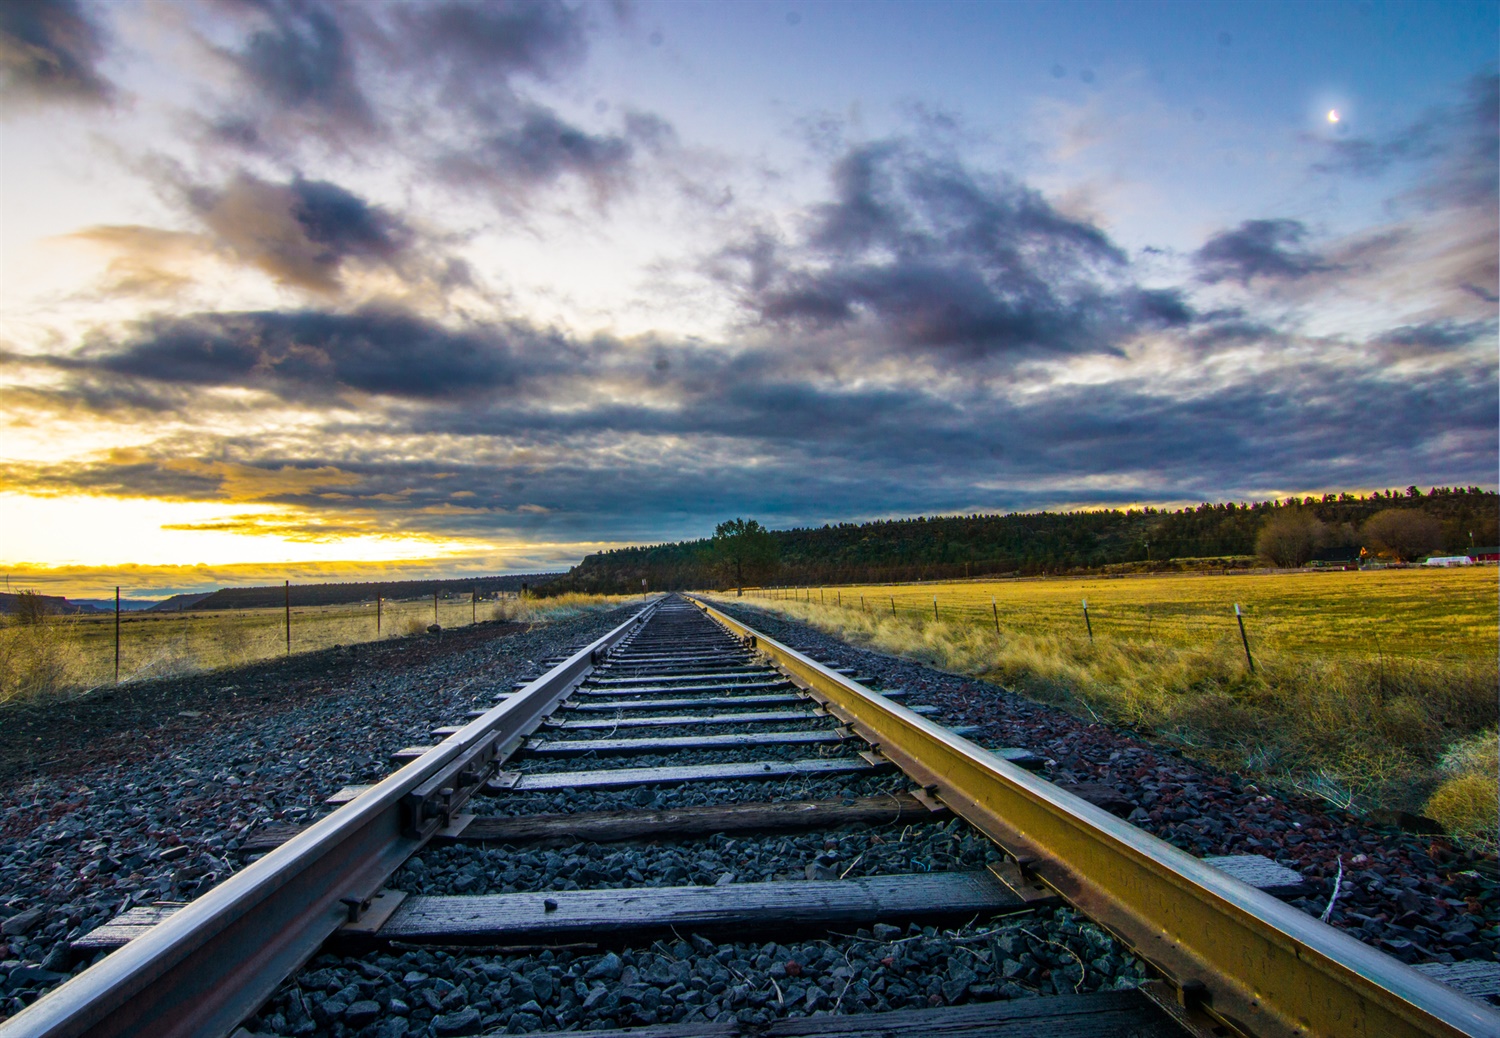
[546,487,1499,594]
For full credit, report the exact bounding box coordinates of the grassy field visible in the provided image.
[713,567,1498,844]
[751,568,1498,662]
[0,592,641,703]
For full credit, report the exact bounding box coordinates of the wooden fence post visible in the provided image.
[472,588,477,624]
[114,586,120,684]
[992,597,1000,636]
[433,590,438,623]
[284,580,290,655]
[890,596,896,617]
[377,594,382,635]
[1082,598,1093,642]
[933,596,939,620]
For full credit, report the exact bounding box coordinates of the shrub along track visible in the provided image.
[0,597,1496,1038]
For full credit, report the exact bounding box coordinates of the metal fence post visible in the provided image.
[1235,603,1254,672]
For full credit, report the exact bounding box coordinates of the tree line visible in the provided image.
[542,487,1499,594]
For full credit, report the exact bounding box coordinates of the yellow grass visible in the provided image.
[711,568,1499,841]
[757,567,1498,662]
[0,592,644,704]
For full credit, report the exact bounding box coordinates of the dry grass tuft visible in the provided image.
[1424,731,1499,848]
[0,617,87,706]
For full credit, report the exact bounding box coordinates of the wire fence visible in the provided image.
[1,589,524,697]
[739,568,1498,664]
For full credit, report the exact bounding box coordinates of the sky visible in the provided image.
[1,0,1496,599]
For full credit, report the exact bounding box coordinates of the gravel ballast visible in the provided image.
[243,909,1146,1037]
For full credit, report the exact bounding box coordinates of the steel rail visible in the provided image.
[0,601,660,1038]
[691,597,1500,1038]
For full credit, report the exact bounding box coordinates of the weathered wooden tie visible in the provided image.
[239,795,944,853]
[370,870,1023,944]
[565,992,1180,1038]
[485,757,884,792]
[523,731,845,756]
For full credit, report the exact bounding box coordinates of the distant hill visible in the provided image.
[190,572,562,610]
[548,486,1499,593]
[147,593,214,612]
[0,592,105,615]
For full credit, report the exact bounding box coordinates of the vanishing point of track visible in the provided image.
[2,596,1496,1038]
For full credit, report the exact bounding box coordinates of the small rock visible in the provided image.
[2,908,45,936]
[585,951,623,981]
[432,1005,481,1036]
[8,965,65,987]
[344,1000,381,1025]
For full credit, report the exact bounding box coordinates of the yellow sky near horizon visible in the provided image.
[0,492,620,599]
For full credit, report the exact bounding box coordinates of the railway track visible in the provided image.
[2,595,1496,1038]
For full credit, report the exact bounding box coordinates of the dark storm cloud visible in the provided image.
[1371,319,1496,355]
[181,172,413,292]
[398,0,587,100]
[0,0,113,105]
[1193,219,1333,286]
[204,0,651,199]
[13,292,1495,542]
[286,177,409,263]
[219,0,375,135]
[79,308,577,403]
[438,106,635,195]
[727,141,1161,360]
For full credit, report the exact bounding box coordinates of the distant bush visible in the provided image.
[13,590,50,626]
[1363,508,1443,562]
[1255,513,1326,567]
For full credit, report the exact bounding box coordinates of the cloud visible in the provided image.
[74,306,579,404]
[215,0,376,141]
[183,172,413,293]
[8,307,1495,547]
[397,0,587,106]
[1193,219,1334,286]
[193,1,658,206]
[722,141,1160,361]
[0,0,113,106]
[1370,319,1496,356]
[437,106,636,199]
[59,225,210,297]
[160,459,362,501]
